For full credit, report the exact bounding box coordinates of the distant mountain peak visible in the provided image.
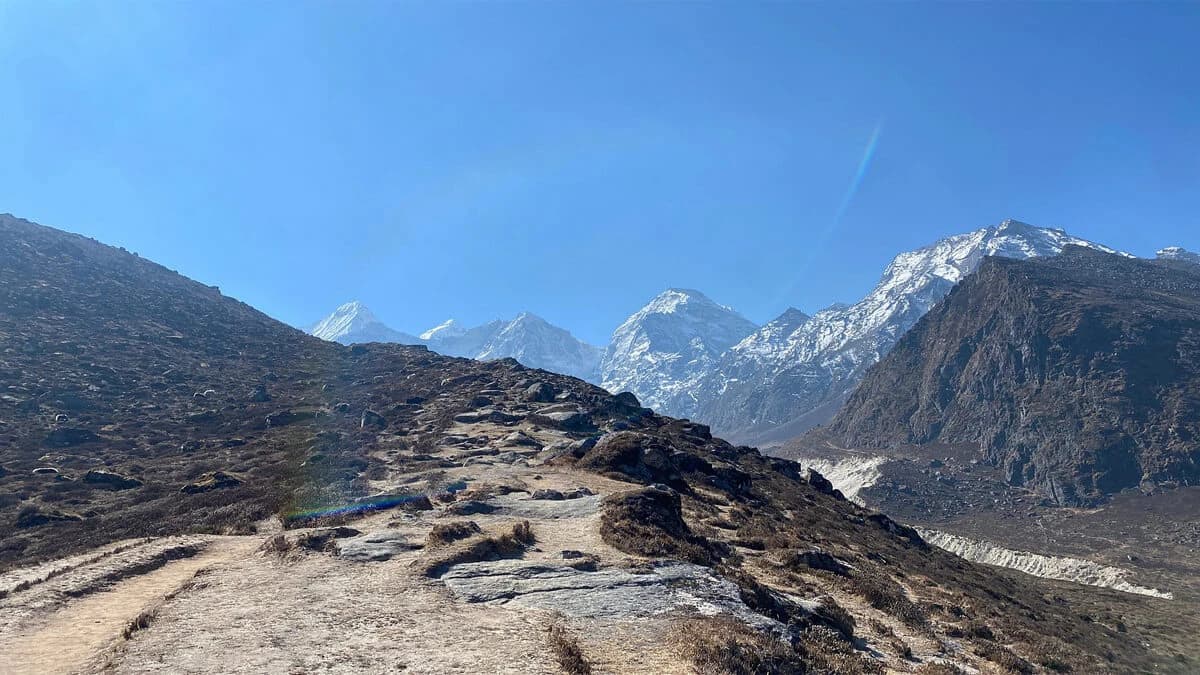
[310,301,420,345]
[1157,246,1200,265]
[771,307,811,325]
[601,289,758,417]
[420,318,466,341]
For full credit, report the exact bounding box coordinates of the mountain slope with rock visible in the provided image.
[694,219,1124,445]
[1,212,1187,673]
[822,246,1200,506]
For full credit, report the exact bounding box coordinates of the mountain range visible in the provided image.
[309,303,603,382]
[314,219,1178,448]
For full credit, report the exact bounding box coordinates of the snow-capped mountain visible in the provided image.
[419,318,467,341]
[309,304,601,382]
[692,219,1126,445]
[423,319,508,358]
[475,313,604,382]
[309,301,422,345]
[600,288,758,418]
[1157,246,1200,265]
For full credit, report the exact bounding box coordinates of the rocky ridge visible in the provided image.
[692,220,1125,445]
[821,246,1200,506]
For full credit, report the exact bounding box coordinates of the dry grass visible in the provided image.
[846,570,928,629]
[914,663,966,675]
[973,640,1033,674]
[419,521,535,578]
[670,616,807,675]
[599,487,721,565]
[424,521,482,548]
[546,619,592,675]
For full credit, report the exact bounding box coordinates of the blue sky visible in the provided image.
[2,2,1197,344]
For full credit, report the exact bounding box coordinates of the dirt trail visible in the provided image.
[0,537,257,675]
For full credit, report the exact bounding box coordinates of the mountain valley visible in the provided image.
[4,213,1197,672]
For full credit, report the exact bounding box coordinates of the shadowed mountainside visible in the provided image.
[822,246,1200,506]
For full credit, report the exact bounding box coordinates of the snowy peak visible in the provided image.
[1157,246,1200,265]
[419,318,466,341]
[476,313,603,382]
[309,303,601,382]
[309,301,421,345]
[767,307,811,332]
[693,220,1124,445]
[600,288,758,417]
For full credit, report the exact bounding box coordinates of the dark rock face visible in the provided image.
[825,247,1200,505]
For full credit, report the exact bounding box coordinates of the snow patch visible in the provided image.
[918,528,1172,599]
[793,455,887,505]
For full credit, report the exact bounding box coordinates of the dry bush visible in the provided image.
[599,487,721,565]
[258,533,293,557]
[547,619,592,675]
[419,520,534,577]
[973,641,1033,674]
[425,521,482,548]
[670,616,807,675]
[847,571,928,628]
[800,626,884,675]
[122,608,155,640]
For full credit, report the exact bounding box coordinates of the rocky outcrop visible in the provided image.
[825,247,1200,505]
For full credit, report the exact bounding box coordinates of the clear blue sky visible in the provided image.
[2,2,1197,344]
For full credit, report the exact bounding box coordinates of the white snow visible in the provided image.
[919,528,1172,599]
[419,318,466,341]
[309,301,421,345]
[309,304,602,383]
[793,455,888,505]
[599,289,758,415]
[691,220,1129,436]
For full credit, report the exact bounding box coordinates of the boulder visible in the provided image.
[530,489,565,501]
[181,471,243,494]
[454,409,522,425]
[502,431,540,447]
[297,526,362,552]
[337,531,416,562]
[82,469,143,490]
[265,408,323,427]
[529,410,593,433]
[441,559,780,630]
[360,409,387,429]
[249,384,271,402]
[443,500,497,516]
[523,382,557,403]
[781,548,851,576]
